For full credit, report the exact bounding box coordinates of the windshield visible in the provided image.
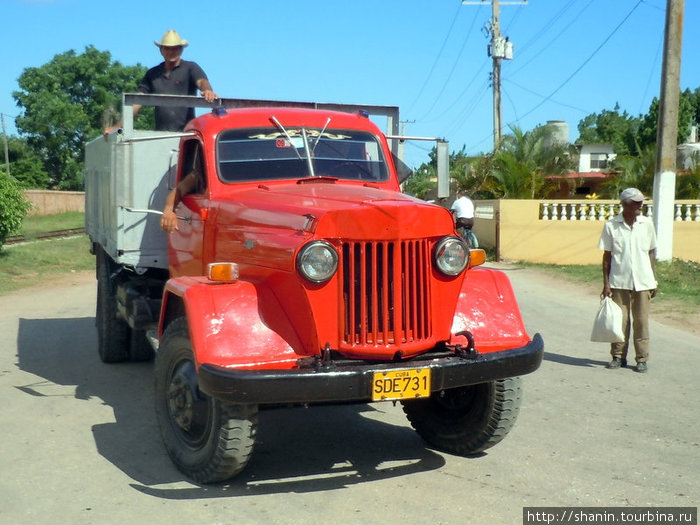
[217,127,389,183]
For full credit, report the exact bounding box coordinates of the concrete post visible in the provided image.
[653,0,684,261]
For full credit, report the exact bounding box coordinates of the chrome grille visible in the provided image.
[340,240,431,347]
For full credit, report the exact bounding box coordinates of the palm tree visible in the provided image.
[486,124,574,198]
[601,144,656,198]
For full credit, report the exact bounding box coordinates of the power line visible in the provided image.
[509,0,644,127]
[445,80,491,144]
[502,2,526,34]
[503,78,591,114]
[509,0,595,77]
[638,30,664,114]
[406,3,464,114]
[515,0,579,58]
[417,6,483,121]
[640,0,666,12]
[422,58,490,125]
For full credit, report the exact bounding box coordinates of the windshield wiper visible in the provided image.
[311,117,331,155]
[270,116,316,177]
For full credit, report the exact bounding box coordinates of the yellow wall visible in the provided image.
[475,199,700,265]
[24,190,85,216]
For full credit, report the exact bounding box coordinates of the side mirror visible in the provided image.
[392,152,414,184]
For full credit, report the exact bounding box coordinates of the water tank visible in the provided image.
[544,120,569,147]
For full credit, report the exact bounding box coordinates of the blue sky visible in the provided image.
[2,0,698,168]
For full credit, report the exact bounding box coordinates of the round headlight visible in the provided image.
[297,241,339,283]
[434,236,469,276]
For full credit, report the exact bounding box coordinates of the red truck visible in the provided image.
[85,94,543,483]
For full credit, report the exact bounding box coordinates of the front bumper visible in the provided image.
[198,333,544,405]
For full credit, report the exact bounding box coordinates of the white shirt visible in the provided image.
[450,196,474,219]
[598,214,657,291]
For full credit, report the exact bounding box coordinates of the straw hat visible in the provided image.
[155,30,189,48]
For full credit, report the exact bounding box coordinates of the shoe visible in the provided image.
[607,358,622,369]
[635,362,648,373]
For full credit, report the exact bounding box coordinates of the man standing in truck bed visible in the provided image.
[105,29,218,133]
[139,29,218,131]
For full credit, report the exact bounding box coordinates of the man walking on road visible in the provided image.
[598,187,658,373]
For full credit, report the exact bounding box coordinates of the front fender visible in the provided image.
[160,276,302,369]
[450,267,532,353]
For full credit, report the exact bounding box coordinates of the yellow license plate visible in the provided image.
[371,368,431,401]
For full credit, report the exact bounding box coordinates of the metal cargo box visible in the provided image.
[84,130,180,270]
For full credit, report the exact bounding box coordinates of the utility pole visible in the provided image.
[653,0,684,262]
[1,114,9,178]
[463,0,526,151]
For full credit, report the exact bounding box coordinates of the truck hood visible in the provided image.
[213,181,453,240]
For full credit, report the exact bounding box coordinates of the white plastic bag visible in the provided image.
[590,297,625,343]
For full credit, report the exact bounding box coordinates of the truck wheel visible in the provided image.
[155,318,257,483]
[401,377,522,455]
[96,248,129,363]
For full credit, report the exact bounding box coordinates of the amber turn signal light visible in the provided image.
[468,249,486,268]
[207,262,240,283]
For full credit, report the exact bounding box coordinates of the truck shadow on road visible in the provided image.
[16,317,446,499]
[543,351,608,368]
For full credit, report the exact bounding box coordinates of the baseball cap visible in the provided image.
[619,187,645,202]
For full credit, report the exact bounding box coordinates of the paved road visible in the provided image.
[1,267,698,525]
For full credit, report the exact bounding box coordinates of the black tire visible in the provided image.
[155,318,257,483]
[96,248,129,363]
[401,377,522,455]
[129,328,154,362]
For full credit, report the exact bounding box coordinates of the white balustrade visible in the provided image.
[588,205,596,221]
[597,205,606,221]
[538,201,699,221]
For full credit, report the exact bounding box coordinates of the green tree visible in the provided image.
[2,136,49,188]
[576,104,641,156]
[600,145,656,199]
[0,174,32,248]
[677,152,700,199]
[404,145,475,200]
[683,87,700,127]
[13,46,147,190]
[637,93,695,150]
[451,153,497,199]
[402,166,435,200]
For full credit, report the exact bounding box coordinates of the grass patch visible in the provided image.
[655,259,700,307]
[0,235,94,295]
[20,212,85,239]
[518,259,700,310]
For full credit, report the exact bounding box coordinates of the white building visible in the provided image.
[577,144,616,172]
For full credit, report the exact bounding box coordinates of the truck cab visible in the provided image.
[85,94,543,483]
